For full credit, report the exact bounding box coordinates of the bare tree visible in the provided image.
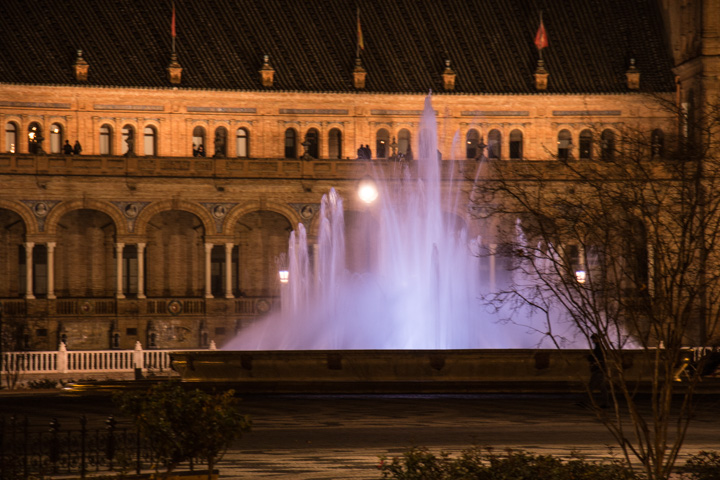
[472,98,720,480]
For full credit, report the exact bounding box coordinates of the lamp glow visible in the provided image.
[279,270,289,284]
[575,270,586,283]
[358,177,378,205]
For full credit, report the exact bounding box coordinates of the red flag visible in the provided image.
[357,8,364,51]
[534,19,548,50]
[171,4,176,38]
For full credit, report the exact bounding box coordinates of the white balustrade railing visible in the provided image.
[0,341,212,375]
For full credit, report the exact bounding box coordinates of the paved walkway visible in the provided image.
[2,391,720,479]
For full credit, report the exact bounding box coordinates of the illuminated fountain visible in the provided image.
[171,94,638,391]
[223,94,581,351]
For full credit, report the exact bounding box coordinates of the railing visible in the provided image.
[0,415,205,479]
[1,343,209,375]
[0,153,479,181]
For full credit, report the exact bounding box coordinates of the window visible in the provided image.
[329,128,343,159]
[558,129,572,160]
[398,128,412,158]
[466,129,480,159]
[284,128,297,158]
[100,124,113,155]
[579,130,593,159]
[50,123,63,154]
[213,127,227,158]
[143,126,157,156]
[376,128,389,159]
[305,128,319,158]
[236,128,249,157]
[509,130,523,160]
[5,122,17,153]
[210,245,225,297]
[601,129,615,161]
[651,129,664,158]
[192,126,206,156]
[488,129,501,159]
[122,245,138,296]
[122,125,135,155]
[28,122,43,154]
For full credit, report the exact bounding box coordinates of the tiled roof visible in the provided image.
[0,0,675,94]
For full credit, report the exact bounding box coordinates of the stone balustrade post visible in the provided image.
[57,342,68,373]
[133,341,144,370]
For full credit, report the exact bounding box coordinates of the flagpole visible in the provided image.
[536,10,543,61]
[172,1,176,55]
[356,6,361,60]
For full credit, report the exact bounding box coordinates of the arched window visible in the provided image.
[192,126,206,156]
[5,122,18,153]
[99,124,113,155]
[466,129,480,159]
[213,127,227,158]
[329,128,343,159]
[284,128,297,158]
[509,129,523,160]
[651,129,664,158]
[398,128,412,158]
[122,125,135,156]
[305,128,319,158]
[558,129,572,160]
[488,129,501,159]
[376,128,390,159]
[236,128,249,158]
[579,130,593,160]
[28,122,43,154]
[601,129,615,161]
[50,123,63,154]
[143,126,157,156]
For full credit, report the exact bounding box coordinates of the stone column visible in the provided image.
[137,243,146,299]
[24,242,35,299]
[46,242,56,299]
[224,243,234,299]
[204,243,213,298]
[115,243,125,299]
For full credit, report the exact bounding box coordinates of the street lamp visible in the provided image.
[278,270,289,284]
[358,176,378,205]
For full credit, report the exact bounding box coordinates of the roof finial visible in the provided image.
[442,59,456,91]
[626,58,640,90]
[73,49,89,82]
[260,54,276,87]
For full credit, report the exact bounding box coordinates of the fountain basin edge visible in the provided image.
[169,349,652,394]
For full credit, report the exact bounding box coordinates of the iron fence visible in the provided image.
[0,415,196,479]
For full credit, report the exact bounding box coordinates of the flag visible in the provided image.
[171,3,176,38]
[357,7,364,51]
[534,19,548,50]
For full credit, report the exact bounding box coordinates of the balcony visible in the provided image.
[0,296,278,318]
[0,153,478,181]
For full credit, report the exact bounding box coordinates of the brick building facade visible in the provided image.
[0,0,716,350]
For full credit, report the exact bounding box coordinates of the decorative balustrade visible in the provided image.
[0,153,479,181]
[0,343,210,375]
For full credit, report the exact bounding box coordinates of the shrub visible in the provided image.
[681,451,720,480]
[115,381,251,479]
[378,447,641,480]
[27,378,58,389]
